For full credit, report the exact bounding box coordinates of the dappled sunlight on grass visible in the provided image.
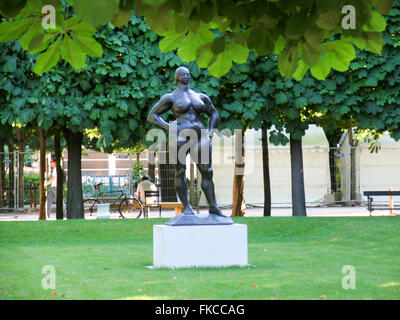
[379,282,400,287]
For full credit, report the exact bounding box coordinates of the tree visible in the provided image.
[248,0,400,213]
[338,1,400,140]
[0,14,231,218]
[311,0,400,201]
[3,3,399,219]
[0,17,155,218]
[0,0,394,79]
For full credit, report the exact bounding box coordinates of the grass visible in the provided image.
[0,216,399,300]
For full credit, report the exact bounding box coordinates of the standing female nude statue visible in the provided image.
[147,66,225,217]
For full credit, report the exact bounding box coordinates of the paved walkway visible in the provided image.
[0,205,398,221]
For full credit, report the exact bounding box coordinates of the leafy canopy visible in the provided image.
[0,0,394,79]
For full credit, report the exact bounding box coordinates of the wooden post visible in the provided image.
[389,187,393,215]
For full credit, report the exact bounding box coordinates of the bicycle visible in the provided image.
[83,182,143,218]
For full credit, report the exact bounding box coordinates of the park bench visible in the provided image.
[117,197,183,216]
[363,191,400,215]
[90,197,183,216]
[159,202,183,215]
[143,191,183,217]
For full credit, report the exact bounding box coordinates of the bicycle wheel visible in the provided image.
[119,197,143,218]
[83,199,100,216]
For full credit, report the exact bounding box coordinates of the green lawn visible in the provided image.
[0,216,399,300]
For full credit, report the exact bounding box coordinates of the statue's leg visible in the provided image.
[195,137,224,216]
[174,161,195,215]
[196,163,224,216]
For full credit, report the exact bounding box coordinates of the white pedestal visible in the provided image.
[153,224,248,268]
[97,203,110,219]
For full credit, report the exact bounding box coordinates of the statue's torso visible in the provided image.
[170,89,206,133]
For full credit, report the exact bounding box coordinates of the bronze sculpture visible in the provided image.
[147,66,228,221]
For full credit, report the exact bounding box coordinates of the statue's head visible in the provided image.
[174,66,190,86]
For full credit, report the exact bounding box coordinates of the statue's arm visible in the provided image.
[201,94,219,133]
[147,94,173,131]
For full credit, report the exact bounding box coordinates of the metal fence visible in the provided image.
[0,151,40,212]
[82,174,130,198]
[2,145,400,212]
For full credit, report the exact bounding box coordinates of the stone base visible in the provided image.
[153,224,248,268]
[165,213,234,226]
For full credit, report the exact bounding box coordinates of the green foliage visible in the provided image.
[0,15,166,150]
[0,0,394,79]
[131,160,146,190]
[0,1,103,74]
[73,0,119,28]
[0,13,240,151]
[266,0,400,142]
[210,0,400,144]
[2,2,400,153]
[0,0,27,18]
[137,0,393,78]
[322,0,400,140]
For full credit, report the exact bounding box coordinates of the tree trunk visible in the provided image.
[232,129,246,217]
[7,139,15,209]
[290,135,307,216]
[328,148,337,192]
[39,129,47,220]
[54,132,64,220]
[64,129,84,219]
[322,127,343,193]
[261,123,271,216]
[347,129,359,202]
[16,128,26,208]
[0,138,4,208]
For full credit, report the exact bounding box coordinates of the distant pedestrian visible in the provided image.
[45,156,57,218]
